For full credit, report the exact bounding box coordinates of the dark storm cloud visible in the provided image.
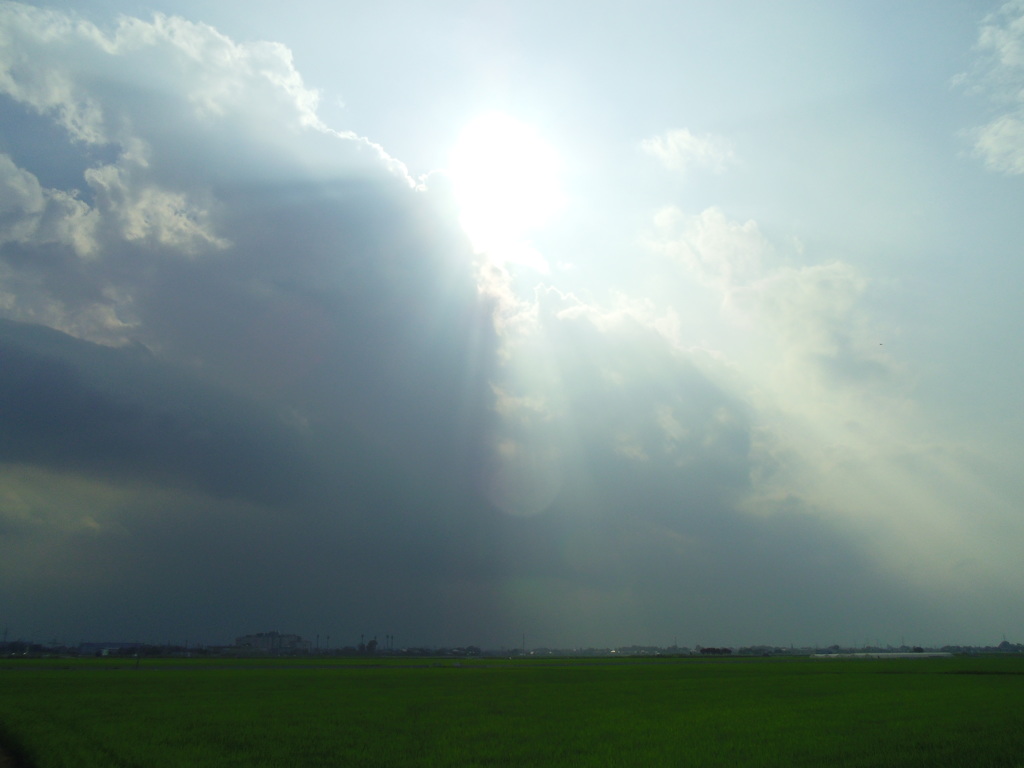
[0,2,509,643]
[0,318,320,505]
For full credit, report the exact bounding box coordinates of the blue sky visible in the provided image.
[1,0,1022,649]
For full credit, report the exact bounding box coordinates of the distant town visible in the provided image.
[2,630,1021,659]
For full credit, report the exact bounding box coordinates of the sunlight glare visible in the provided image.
[449,112,564,270]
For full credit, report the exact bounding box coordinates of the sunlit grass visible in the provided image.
[1,656,1022,766]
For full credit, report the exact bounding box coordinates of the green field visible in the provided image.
[1,655,1023,767]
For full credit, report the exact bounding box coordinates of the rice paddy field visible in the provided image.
[1,654,1023,767]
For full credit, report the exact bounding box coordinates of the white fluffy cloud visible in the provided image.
[0,4,333,147]
[641,201,1024,608]
[962,0,1024,175]
[0,153,96,254]
[974,114,1024,174]
[640,128,737,174]
[649,205,767,287]
[0,1,417,343]
[648,205,883,380]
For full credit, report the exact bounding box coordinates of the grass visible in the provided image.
[1,655,1023,766]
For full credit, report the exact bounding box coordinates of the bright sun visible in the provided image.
[448,112,564,270]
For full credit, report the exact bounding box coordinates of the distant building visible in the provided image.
[78,641,143,656]
[234,631,310,653]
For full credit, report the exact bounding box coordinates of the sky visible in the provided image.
[1,0,1023,650]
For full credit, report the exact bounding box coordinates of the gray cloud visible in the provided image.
[0,2,1012,650]
[0,2,506,644]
